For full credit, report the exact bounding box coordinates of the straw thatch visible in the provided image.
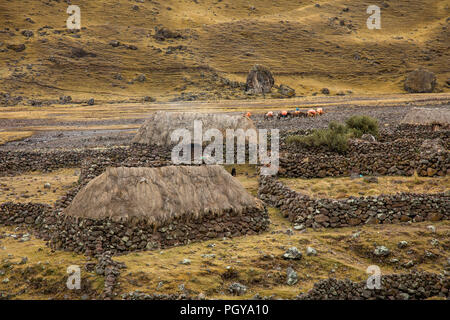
[401,108,450,126]
[132,111,256,146]
[64,165,264,224]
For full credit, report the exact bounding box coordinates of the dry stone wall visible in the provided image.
[0,202,270,256]
[258,176,449,228]
[279,126,449,178]
[298,272,449,300]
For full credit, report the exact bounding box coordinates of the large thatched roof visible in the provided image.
[64,165,263,224]
[132,111,256,146]
[401,108,450,125]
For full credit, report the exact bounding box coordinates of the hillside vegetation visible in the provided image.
[1,0,449,103]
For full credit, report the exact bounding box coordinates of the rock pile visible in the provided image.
[93,251,126,299]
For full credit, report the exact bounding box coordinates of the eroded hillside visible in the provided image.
[1,0,449,104]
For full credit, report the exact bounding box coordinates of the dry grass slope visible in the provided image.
[1,0,448,103]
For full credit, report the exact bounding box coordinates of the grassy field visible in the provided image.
[1,0,448,103]
[1,165,448,299]
[281,174,450,199]
[1,210,448,299]
[0,131,35,146]
[0,168,79,204]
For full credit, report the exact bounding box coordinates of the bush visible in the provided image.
[286,116,379,153]
[345,115,379,138]
[286,121,350,153]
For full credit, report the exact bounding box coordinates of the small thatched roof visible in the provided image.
[401,108,450,125]
[132,111,256,146]
[64,165,263,224]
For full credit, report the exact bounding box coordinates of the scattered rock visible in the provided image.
[306,247,317,256]
[21,30,34,38]
[228,282,247,296]
[109,40,120,47]
[286,267,298,285]
[403,260,415,268]
[397,241,408,249]
[278,84,295,97]
[180,258,191,265]
[7,44,26,52]
[154,27,183,41]
[363,176,379,183]
[59,96,72,104]
[430,239,439,247]
[321,88,330,95]
[283,247,302,260]
[361,134,376,142]
[136,74,146,82]
[373,246,390,257]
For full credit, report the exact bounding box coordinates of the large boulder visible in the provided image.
[245,64,274,94]
[404,68,436,93]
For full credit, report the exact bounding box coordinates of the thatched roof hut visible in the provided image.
[401,108,450,126]
[63,165,264,225]
[132,111,256,146]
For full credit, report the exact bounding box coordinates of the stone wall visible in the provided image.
[279,151,448,178]
[279,140,448,178]
[0,147,130,176]
[279,126,449,178]
[298,272,449,300]
[0,201,270,256]
[0,202,52,226]
[48,207,269,255]
[0,144,173,177]
[258,176,449,228]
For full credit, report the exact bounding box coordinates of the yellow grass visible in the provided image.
[0,226,103,299]
[0,131,34,145]
[280,175,450,199]
[0,0,448,104]
[0,165,449,299]
[114,212,450,299]
[0,168,79,204]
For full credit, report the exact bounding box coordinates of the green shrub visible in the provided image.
[286,121,350,153]
[286,116,379,153]
[345,115,379,138]
[285,135,304,145]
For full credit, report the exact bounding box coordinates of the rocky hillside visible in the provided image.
[0,0,449,104]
